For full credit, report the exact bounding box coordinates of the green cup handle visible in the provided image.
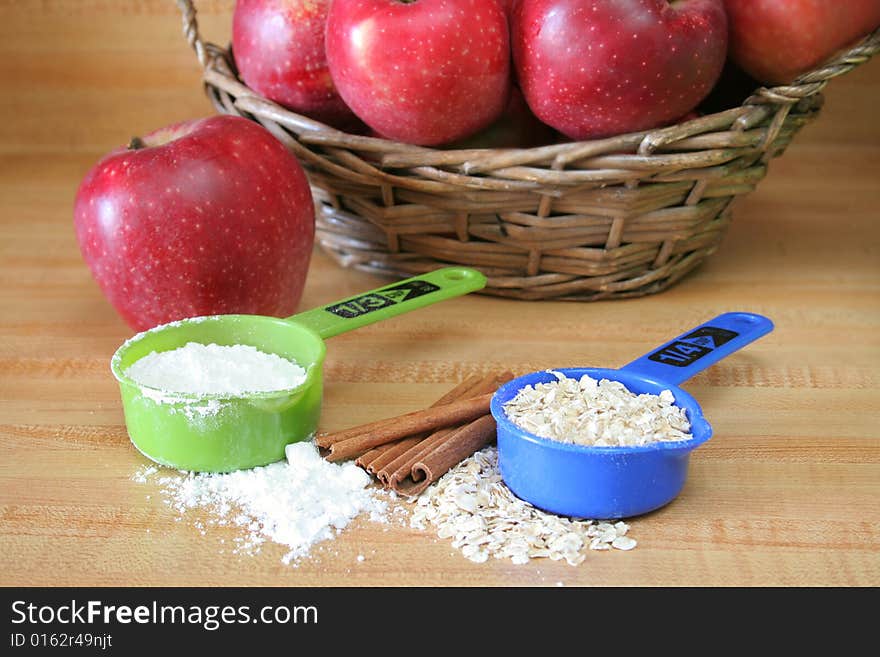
[288,267,487,340]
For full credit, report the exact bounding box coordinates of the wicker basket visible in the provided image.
[177,1,879,301]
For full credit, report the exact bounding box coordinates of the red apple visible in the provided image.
[446,85,557,149]
[74,116,315,331]
[724,0,880,85]
[511,0,728,140]
[325,0,511,146]
[232,0,358,129]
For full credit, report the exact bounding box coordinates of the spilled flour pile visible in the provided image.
[133,442,388,564]
[411,447,637,565]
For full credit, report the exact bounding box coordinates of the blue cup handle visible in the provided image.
[620,312,774,386]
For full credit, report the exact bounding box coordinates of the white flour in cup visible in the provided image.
[124,342,307,395]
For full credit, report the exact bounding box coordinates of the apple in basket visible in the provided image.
[723,0,880,85]
[511,0,728,140]
[325,0,512,146]
[447,85,558,149]
[73,116,315,332]
[232,0,359,129]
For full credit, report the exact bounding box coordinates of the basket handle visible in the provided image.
[638,26,880,155]
[176,0,210,70]
[750,27,880,106]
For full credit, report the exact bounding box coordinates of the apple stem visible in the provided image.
[128,136,146,150]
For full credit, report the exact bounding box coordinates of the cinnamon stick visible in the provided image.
[367,372,510,476]
[361,436,423,474]
[393,414,498,498]
[377,371,514,486]
[323,393,494,462]
[377,427,455,487]
[316,375,483,449]
[355,443,398,471]
[353,375,482,471]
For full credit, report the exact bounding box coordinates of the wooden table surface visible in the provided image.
[1,1,878,587]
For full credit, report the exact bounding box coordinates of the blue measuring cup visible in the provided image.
[490,312,774,519]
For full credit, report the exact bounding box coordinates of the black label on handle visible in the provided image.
[324,280,441,319]
[647,326,739,367]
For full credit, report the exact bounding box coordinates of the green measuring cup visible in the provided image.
[111,267,486,473]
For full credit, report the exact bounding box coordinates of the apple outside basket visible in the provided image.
[176,1,880,301]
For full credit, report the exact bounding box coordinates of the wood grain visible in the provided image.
[0,1,877,586]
